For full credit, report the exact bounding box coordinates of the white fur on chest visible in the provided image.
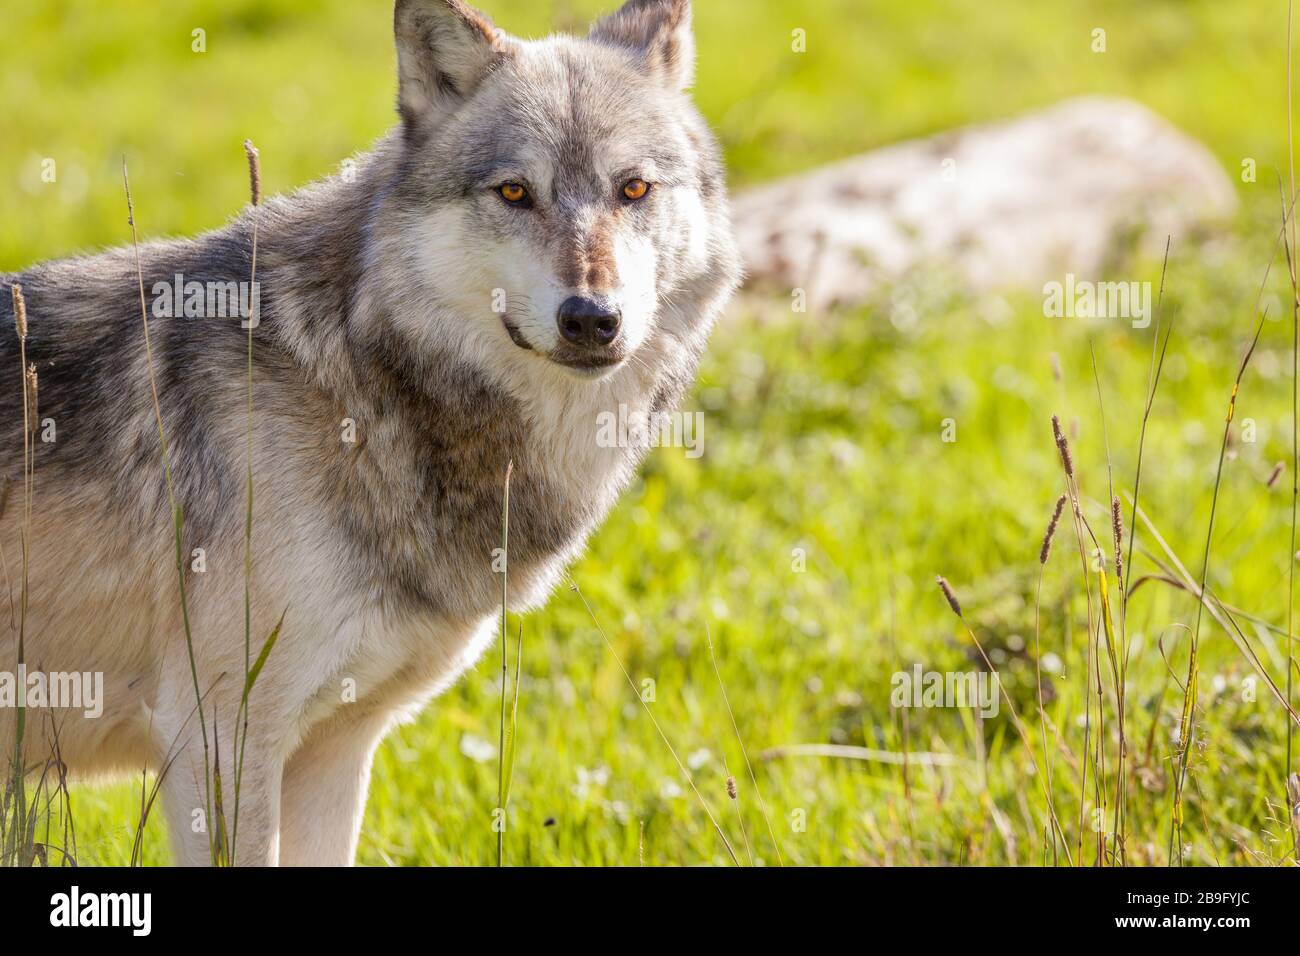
[306,376,652,733]
[307,272,675,736]
[301,607,499,734]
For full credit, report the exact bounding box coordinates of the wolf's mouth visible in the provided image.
[554,354,623,371]
[547,348,626,379]
[501,316,533,351]
[502,316,626,377]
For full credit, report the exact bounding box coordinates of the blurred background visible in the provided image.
[2,1,1298,865]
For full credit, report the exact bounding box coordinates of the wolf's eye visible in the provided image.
[622,178,650,202]
[498,183,531,206]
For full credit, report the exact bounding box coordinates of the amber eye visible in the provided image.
[622,178,650,202]
[498,183,530,205]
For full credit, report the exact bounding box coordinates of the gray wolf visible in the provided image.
[0,0,739,865]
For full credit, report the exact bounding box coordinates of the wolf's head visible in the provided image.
[373,0,740,384]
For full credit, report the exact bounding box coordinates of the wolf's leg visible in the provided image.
[151,672,286,867]
[154,724,284,866]
[278,711,391,866]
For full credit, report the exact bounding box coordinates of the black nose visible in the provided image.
[557,296,621,347]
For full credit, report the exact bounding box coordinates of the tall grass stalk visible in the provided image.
[1121,245,1174,856]
[1124,240,1173,605]
[1285,0,1299,858]
[496,460,515,867]
[1,294,77,868]
[131,730,184,866]
[4,282,32,865]
[231,138,262,867]
[934,576,1072,864]
[705,621,781,865]
[569,576,739,865]
[1168,317,1265,864]
[723,774,753,866]
[122,158,215,862]
[1033,493,1067,862]
[1050,415,1105,864]
[1088,344,1128,865]
[1130,501,1300,725]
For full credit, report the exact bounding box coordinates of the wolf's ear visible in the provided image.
[589,0,695,92]
[394,0,511,137]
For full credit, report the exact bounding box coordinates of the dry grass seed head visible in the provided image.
[1040,494,1067,565]
[1051,414,1075,479]
[11,283,26,340]
[936,575,962,618]
[243,139,262,207]
[1110,496,1125,580]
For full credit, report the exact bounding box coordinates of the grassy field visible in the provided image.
[4,0,1300,865]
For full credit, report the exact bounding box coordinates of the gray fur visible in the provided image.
[0,0,738,865]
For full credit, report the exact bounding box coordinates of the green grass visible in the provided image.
[6,0,1300,865]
